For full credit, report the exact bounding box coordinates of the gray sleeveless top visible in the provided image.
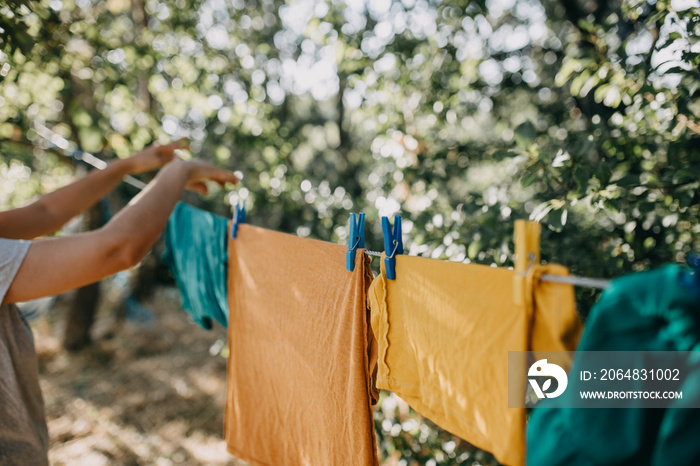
[0,239,49,465]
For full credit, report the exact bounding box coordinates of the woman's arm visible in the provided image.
[0,139,188,240]
[3,159,238,304]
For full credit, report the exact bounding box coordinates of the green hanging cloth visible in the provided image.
[163,202,229,330]
[527,264,700,465]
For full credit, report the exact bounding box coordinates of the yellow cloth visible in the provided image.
[225,224,378,466]
[368,255,581,466]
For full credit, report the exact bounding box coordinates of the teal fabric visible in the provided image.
[163,202,229,330]
[527,264,700,465]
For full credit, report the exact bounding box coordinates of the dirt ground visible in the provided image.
[32,286,248,466]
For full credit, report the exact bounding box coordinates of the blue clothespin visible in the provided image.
[381,215,403,280]
[346,213,365,272]
[230,201,246,239]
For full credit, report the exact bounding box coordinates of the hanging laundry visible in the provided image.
[162,202,228,330]
[368,255,581,466]
[527,264,700,466]
[225,224,378,466]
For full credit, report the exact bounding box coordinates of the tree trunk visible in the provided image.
[129,249,159,302]
[63,202,103,351]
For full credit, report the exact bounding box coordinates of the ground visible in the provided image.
[32,286,247,466]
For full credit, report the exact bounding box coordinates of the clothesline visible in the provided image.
[362,250,610,289]
[34,123,148,190]
[33,122,612,290]
[539,274,610,289]
[167,200,699,466]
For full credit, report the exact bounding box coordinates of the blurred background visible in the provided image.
[0,0,698,464]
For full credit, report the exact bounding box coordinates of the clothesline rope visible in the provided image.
[366,250,611,289]
[540,274,610,289]
[35,122,148,190]
[33,122,612,290]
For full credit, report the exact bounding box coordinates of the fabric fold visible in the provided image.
[527,264,582,360]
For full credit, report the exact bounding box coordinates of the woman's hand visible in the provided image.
[180,159,239,194]
[128,138,190,174]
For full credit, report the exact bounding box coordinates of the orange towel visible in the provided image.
[225,224,378,466]
[368,255,581,466]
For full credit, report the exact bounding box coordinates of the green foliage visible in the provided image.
[1,0,699,463]
[375,392,498,465]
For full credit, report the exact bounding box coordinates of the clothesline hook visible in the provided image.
[387,240,400,259]
[517,253,537,277]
